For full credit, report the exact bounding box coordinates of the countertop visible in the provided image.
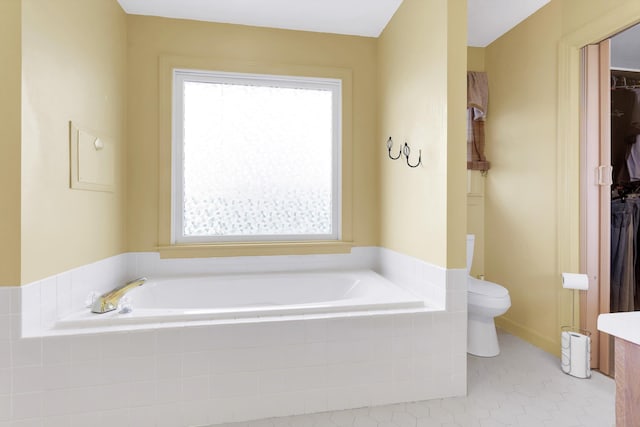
[597,311,640,345]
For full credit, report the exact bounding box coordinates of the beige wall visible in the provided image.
[484,0,640,354]
[20,0,128,284]
[485,3,560,353]
[0,0,21,286]
[378,0,467,268]
[446,1,468,269]
[7,0,468,283]
[560,0,630,35]
[467,47,485,72]
[126,16,379,252]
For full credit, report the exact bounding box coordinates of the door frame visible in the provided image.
[580,41,611,374]
[556,2,640,375]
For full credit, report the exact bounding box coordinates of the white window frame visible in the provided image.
[171,69,342,244]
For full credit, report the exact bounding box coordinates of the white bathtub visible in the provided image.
[56,270,424,329]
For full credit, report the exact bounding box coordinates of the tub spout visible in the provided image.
[91,277,147,314]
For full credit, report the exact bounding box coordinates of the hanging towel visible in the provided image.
[467,71,489,121]
[467,71,490,171]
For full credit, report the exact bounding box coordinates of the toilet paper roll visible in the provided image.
[562,273,589,290]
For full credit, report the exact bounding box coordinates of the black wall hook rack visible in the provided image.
[386,137,401,160]
[386,137,422,168]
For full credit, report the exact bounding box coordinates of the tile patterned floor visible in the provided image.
[211,330,615,427]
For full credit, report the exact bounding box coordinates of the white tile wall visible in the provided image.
[0,247,467,426]
[378,248,450,309]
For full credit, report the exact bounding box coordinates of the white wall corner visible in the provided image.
[20,253,133,338]
[446,268,468,312]
[20,281,41,337]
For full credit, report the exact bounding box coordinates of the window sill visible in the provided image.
[157,241,354,259]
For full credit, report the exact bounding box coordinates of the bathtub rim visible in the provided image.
[45,305,443,337]
[52,268,429,335]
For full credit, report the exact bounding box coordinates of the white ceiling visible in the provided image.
[117,0,550,45]
[117,0,403,38]
[467,0,550,47]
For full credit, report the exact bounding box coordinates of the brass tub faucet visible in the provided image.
[91,277,147,314]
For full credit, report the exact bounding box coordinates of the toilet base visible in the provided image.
[468,315,500,357]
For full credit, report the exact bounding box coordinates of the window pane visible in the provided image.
[181,80,334,238]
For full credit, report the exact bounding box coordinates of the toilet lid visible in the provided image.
[468,277,509,297]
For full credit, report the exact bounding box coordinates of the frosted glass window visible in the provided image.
[172,70,341,243]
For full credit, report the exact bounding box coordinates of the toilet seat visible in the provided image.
[467,277,511,312]
[468,277,508,298]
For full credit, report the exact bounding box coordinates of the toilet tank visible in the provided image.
[466,234,475,274]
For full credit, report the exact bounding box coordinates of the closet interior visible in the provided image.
[610,67,640,313]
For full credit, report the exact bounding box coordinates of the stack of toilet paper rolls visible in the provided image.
[560,273,591,379]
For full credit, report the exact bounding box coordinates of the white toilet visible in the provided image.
[466,235,511,357]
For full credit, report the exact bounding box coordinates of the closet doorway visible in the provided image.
[581,22,640,377]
